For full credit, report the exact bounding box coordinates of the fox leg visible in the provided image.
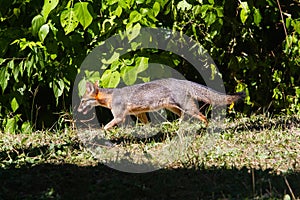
[179,99,209,127]
[194,112,208,127]
[183,109,208,127]
[104,117,124,130]
[104,106,127,130]
[135,113,149,124]
[166,107,182,117]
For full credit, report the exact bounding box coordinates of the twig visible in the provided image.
[284,176,296,200]
[251,168,256,197]
[276,0,289,46]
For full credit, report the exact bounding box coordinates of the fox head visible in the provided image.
[77,81,100,115]
[77,81,113,114]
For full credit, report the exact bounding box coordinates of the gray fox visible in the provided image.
[77,78,245,130]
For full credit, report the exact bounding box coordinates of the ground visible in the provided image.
[0,114,299,199]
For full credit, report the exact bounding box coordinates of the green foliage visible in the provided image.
[0,0,299,132]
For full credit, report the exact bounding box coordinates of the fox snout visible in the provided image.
[77,100,94,115]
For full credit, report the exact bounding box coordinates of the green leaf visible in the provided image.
[208,0,214,4]
[11,97,19,112]
[286,17,292,29]
[38,24,49,42]
[21,121,32,134]
[0,66,9,93]
[101,70,120,88]
[136,0,145,4]
[253,8,262,26]
[7,59,14,69]
[192,5,201,16]
[204,12,216,26]
[74,2,93,30]
[239,2,249,24]
[215,7,223,17]
[78,78,87,97]
[31,15,45,36]
[13,63,20,81]
[110,60,122,71]
[177,0,192,11]
[153,2,160,17]
[131,42,141,51]
[53,78,64,103]
[60,8,79,35]
[114,5,122,17]
[5,117,17,134]
[41,0,59,20]
[101,52,120,64]
[127,23,141,42]
[129,11,142,23]
[121,66,137,85]
[200,5,211,18]
[101,16,116,34]
[13,8,20,17]
[292,19,300,34]
[136,57,148,73]
[87,71,101,83]
[0,58,6,65]
[210,64,216,80]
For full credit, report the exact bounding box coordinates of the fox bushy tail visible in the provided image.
[190,82,245,105]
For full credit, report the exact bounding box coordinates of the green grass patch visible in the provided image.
[0,114,299,199]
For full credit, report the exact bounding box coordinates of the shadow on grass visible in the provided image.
[1,163,299,199]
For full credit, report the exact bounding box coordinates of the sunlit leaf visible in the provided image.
[60,8,79,35]
[153,2,160,17]
[253,8,262,26]
[31,15,45,36]
[177,0,192,11]
[204,12,216,26]
[41,0,59,20]
[114,6,122,17]
[129,11,142,23]
[101,70,120,88]
[38,24,49,42]
[240,2,249,24]
[53,79,65,104]
[74,2,93,30]
[121,66,137,85]
[136,57,148,73]
[101,52,120,64]
[78,78,87,97]
[11,97,19,112]
[127,23,141,42]
[21,121,32,134]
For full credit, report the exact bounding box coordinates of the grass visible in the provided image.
[0,114,300,199]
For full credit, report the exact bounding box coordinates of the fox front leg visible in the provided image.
[104,105,127,130]
[104,117,124,130]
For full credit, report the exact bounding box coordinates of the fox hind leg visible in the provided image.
[194,112,208,127]
[135,113,149,124]
[179,99,208,127]
[166,106,182,117]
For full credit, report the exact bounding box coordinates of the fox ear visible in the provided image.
[86,82,96,94]
[94,80,99,87]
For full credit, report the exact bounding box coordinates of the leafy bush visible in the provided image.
[0,0,299,132]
